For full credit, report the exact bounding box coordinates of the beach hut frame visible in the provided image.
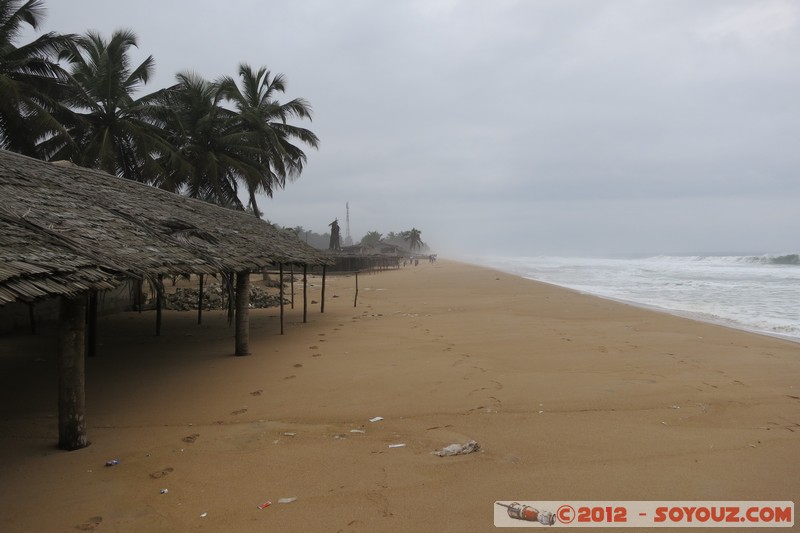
[0,150,332,450]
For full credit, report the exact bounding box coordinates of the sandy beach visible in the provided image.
[0,259,798,532]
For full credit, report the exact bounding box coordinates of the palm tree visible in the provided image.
[0,0,75,157]
[153,71,265,209]
[403,228,423,251]
[45,29,167,180]
[218,64,319,217]
[361,231,382,247]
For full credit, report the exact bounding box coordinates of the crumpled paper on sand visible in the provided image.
[432,440,481,457]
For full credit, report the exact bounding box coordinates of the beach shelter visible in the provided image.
[0,149,330,449]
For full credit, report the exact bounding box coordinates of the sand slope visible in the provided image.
[0,259,798,531]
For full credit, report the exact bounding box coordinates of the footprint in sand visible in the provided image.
[75,516,103,531]
[231,408,248,415]
[311,353,322,357]
[149,467,174,479]
[182,433,200,443]
[250,389,263,396]
[284,375,296,380]
[309,345,319,350]
[294,363,303,368]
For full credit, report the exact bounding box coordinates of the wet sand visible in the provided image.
[0,259,798,531]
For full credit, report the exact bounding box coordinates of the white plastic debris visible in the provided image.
[432,440,481,457]
[200,512,208,518]
[369,416,384,423]
[350,429,366,434]
[278,497,297,504]
[388,443,406,448]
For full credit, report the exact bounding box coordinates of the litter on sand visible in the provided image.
[278,497,297,504]
[350,429,366,434]
[432,440,481,457]
[369,416,384,423]
[257,501,272,509]
[388,443,406,448]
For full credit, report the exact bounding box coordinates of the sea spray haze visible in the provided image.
[479,254,800,341]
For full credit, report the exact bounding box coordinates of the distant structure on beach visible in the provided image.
[344,202,353,246]
[329,219,341,251]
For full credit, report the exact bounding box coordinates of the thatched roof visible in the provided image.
[0,149,330,305]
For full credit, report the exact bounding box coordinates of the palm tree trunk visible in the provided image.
[235,271,250,356]
[58,295,89,450]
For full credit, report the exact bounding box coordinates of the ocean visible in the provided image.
[477,254,800,342]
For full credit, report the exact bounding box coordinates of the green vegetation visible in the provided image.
[0,0,318,217]
[282,225,429,253]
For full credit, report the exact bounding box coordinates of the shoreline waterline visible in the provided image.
[472,254,800,344]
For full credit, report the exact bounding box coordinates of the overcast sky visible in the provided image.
[37,0,799,257]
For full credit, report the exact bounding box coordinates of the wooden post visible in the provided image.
[135,279,143,312]
[321,265,327,313]
[27,302,36,335]
[279,263,285,335]
[155,277,163,337]
[58,295,88,450]
[86,291,98,357]
[197,274,204,325]
[235,270,250,356]
[303,265,308,324]
[290,264,295,309]
[354,271,359,307]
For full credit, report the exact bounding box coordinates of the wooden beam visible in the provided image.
[354,271,359,307]
[303,265,308,324]
[155,277,163,336]
[279,264,285,335]
[197,274,204,325]
[290,264,295,309]
[57,295,89,450]
[321,265,327,314]
[235,271,250,356]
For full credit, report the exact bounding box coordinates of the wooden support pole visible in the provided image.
[303,265,308,324]
[58,295,88,450]
[197,274,204,325]
[290,264,295,309]
[135,279,143,312]
[155,277,163,337]
[235,271,250,356]
[279,263,285,335]
[321,265,327,313]
[354,271,359,307]
[86,291,98,357]
[27,302,36,335]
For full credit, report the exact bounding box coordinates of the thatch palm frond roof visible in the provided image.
[0,149,330,305]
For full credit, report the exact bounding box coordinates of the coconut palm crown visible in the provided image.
[0,0,75,156]
[218,64,319,217]
[47,28,166,180]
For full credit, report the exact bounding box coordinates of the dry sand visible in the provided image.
[0,259,798,532]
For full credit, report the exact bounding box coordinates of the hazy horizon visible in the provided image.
[32,1,800,257]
